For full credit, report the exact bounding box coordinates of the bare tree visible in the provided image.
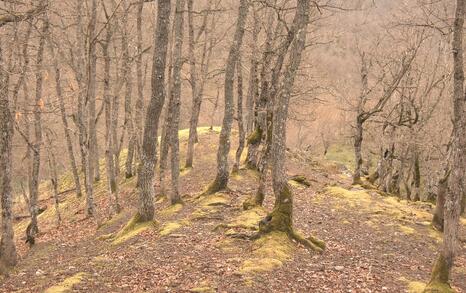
[136,0,171,222]
[27,14,48,244]
[205,0,249,194]
[84,0,98,217]
[0,44,17,271]
[102,2,120,216]
[167,0,186,204]
[257,0,323,252]
[232,55,245,174]
[352,45,419,185]
[424,0,465,290]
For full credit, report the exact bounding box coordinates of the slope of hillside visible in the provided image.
[1,128,465,293]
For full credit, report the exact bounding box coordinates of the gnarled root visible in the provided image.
[256,207,324,253]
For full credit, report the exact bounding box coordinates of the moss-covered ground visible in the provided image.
[3,132,465,292]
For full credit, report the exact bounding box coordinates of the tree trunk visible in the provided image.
[425,0,465,290]
[232,55,245,174]
[45,133,62,226]
[206,0,249,194]
[123,3,136,179]
[28,17,48,242]
[432,170,448,232]
[137,0,171,222]
[51,39,82,198]
[159,106,171,197]
[185,1,213,168]
[245,7,259,135]
[185,0,200,169]
[167,0,186,204]
[353,117,364,185]
[102,21,120,216]
[0,45,18,270]
[135,2,145,163]
[85,0,98,217]
[260,0,310,235]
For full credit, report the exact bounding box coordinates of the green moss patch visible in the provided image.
[240,232,294,274]
[325,144,354,171]
[191,193,230,220]
[159,203,184,218]
[159,220,190,236]
[102,214,157,245]
[189,281,216,293]
[221,207,266,231]
[44,272,89,293]
[178,126,221,141]
[215,238,241,253]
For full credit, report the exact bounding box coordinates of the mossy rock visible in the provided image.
[44,272,89,293]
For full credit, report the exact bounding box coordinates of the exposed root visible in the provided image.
[202,179,225,196]
[98,213,158,245]
[290,230,325,253]
[256,207,325,253]
[289,175,312,187]
[423,255,454,293]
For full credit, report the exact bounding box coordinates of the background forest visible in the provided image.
[0,0,465,292]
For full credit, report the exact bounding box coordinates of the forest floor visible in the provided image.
[1,127,465,293]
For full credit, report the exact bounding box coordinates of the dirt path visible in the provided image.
[1,129,465,293]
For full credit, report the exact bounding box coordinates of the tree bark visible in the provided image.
[0,45,18,270]
[102,17,121,216]
[259,0,310,235]
[51,37,83,199]
[206,0,249,194]
[45,133,62,226]
[123,2,136,179]
[85,0,98,217]
[185,1,213,168]
[167,0,186,204]
[28,16,48,242]
[185,0,200,168]
[425,0,465,290]
[135,1,145,163]
[232,55,246,174]
[137,0,171,222]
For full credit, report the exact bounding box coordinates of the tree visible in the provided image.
[232,55,245,174]
[352,46,419,185]
[424,0,465,290]
[136,0,171,222]
[84,0,98,217]
[257,0,323,252]
[0,44,17,271]
[102,2,121,216]
[27,13,48,244]
[205,0,249,194]
[167,0,186,204]
[185,1,215,168]
[123,0,136,179]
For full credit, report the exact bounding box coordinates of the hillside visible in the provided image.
[1,128,465,293]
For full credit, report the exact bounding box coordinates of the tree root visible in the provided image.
[255,209,325,253]
[289,175,312,187]
[242,196,263,210]
[289,231,325,253]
